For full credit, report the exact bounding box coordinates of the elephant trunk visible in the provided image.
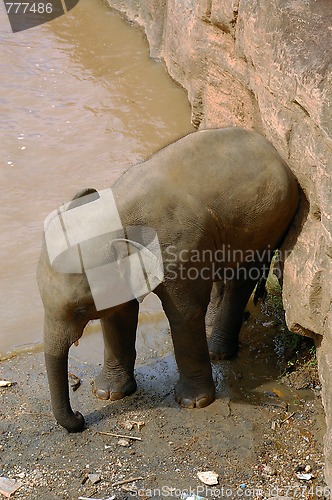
[44,316,85,432]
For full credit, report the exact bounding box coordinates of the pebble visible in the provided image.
[118,439,130,447]
[263,465,277,476]
[87,474,100,485]
[0,380,13,387]
[197,471,219,486]
[123,421,134,431]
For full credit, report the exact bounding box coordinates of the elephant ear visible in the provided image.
[110,236,164,302]
[44,188,124,274]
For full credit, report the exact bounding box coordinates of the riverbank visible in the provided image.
[1,301,328,499]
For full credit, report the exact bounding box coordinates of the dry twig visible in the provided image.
[112,477,144,487]
[95,431,142,441]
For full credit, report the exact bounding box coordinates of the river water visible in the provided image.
[0,0,194,360]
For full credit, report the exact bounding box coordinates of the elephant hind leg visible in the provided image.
[205,282,225,327]
[158,280,215,409]
[93,300,139,401]
[208,273,264,361]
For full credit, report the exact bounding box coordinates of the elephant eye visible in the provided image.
[73,306,87,318]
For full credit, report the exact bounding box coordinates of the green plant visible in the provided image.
[258,256,315,367]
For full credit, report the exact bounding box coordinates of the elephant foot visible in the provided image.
[92,370,137,401]
[208,349,238,361]
[208,336,239,361]
[175,378,215,409]
[209,350,228,361]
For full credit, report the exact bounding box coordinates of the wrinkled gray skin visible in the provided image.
[37,128,299,432]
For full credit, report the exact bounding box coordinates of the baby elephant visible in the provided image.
[37,127,298,431]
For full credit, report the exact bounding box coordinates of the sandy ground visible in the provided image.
[0,308,329,500]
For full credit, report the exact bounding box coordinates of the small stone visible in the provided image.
[123,421,134,431]
[263,465,277,476]
[295,472,315,481]
[0,380,13,387]
[0,477,23,497]
[305,465,312,472]
[118,439,130,447]
[88,473,100,484]
[197,471,219,485]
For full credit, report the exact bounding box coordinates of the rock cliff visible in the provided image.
[106,0,331,487]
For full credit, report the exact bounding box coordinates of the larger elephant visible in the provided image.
[37,127,299,432]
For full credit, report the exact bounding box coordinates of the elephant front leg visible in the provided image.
[160,284,215,408]
[93,300,139,401]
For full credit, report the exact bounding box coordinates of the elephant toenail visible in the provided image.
[109,392,125,401]
[196,395,215,408]
[95,389,109,400]
[180,398,195,409]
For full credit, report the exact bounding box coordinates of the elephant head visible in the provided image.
[37,188,163,431]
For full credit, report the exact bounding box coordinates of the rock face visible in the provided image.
[106,0,331,487]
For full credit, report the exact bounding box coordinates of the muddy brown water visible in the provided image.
[0,0,193,360]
